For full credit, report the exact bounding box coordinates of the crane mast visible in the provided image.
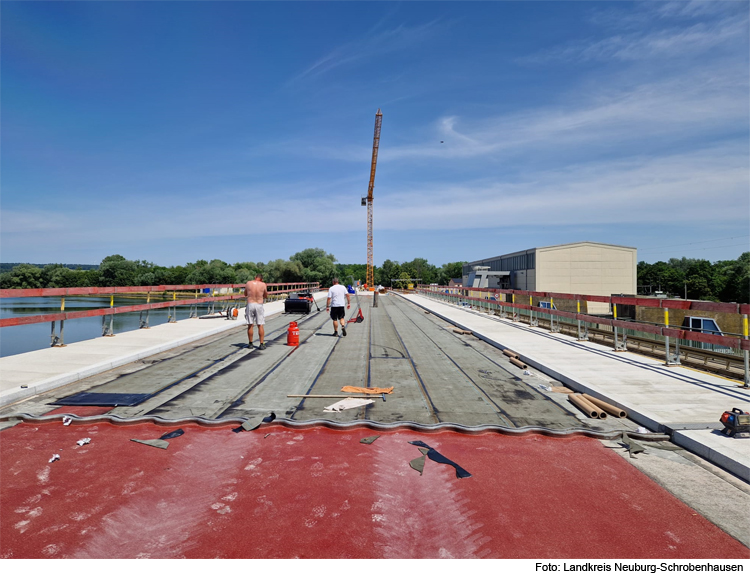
[364,108,382,289]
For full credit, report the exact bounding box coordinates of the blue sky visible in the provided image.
[2,1,748,267]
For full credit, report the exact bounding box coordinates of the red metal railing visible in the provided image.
[0,283,320,328]
[418,285,750,352]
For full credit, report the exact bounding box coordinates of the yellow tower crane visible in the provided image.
[362,108,382,290]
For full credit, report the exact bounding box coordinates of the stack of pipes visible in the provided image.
[502,346,628,421]
[503,348,528,370]
[568,393,627,419]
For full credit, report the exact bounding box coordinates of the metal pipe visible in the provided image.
[502,349,518,358]
[744,314,749,388]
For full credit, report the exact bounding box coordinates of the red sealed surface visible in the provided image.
[1,422,748,559]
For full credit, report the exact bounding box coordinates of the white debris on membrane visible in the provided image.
[323,398,374,412]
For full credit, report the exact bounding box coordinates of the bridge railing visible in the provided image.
[0,283,320,345]
[417,285,750,386]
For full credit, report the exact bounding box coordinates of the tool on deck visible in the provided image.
[720,408,750,438]
[347,278,365,323]
[288,393,387,402]
[311,292,322,312]
[348,307,364,324]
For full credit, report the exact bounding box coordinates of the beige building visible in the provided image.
[463,242,637,313]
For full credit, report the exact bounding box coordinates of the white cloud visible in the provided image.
[3,143,746,255]
[375,145,748,230]
[288,19,442,84]
[523,10,747,64]
[302,64,747,165]
[652,0,745,19]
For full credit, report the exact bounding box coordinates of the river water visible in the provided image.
[0,296,218,358]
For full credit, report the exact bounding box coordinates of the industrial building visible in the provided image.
[463,242,637,313]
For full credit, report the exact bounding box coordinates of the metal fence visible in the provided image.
[417,285,749,387]
[0,282,320,346]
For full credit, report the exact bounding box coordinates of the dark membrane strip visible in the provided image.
[408,440,472,479]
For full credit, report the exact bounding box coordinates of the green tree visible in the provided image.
[438,262,464,285]
[685,275,712,300]
[336,264,367,286]
[99,255,138,287]
[290,248,336,268]
[396,271,413,288]
[1,264,44,288]
[185,259,236,285]
[45,266,93,288]
[719,252,750,303]
[289,248,337,287]
[379,259,401,287]
[401,258,437,285]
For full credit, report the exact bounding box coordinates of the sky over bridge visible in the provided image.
[2,1,748,266]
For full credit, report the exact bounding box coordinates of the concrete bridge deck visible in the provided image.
[1,291,749,556]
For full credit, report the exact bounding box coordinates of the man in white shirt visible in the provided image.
[326,277,351,337]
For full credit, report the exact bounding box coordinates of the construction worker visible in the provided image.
[326,277,351,337]
[245,274,268,349]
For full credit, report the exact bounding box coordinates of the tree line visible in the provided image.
[637,253,748,303]
[2,250,746,303]
[0,249,465,291]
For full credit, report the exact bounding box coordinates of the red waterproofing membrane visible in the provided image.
[0,282,319,299]
[1,422,748,559]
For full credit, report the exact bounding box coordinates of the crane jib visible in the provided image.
[366,109,382,289]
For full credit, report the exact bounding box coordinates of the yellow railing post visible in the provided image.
[55,296,66,346]
[663,307,679,365]
[743,314,749,387]
[576,299,587,341]
[102,294,115,336]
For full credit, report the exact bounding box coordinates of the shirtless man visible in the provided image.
[245,274,268,349]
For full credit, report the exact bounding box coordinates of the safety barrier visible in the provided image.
[0,282,320,346]
[418,285,750,387]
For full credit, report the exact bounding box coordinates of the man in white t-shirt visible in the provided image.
[326,277,351,337]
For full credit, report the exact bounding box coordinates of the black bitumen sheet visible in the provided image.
[408,440,472,478]
[52,392,152,407]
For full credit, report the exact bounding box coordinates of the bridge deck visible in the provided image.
[1,292,748,557]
